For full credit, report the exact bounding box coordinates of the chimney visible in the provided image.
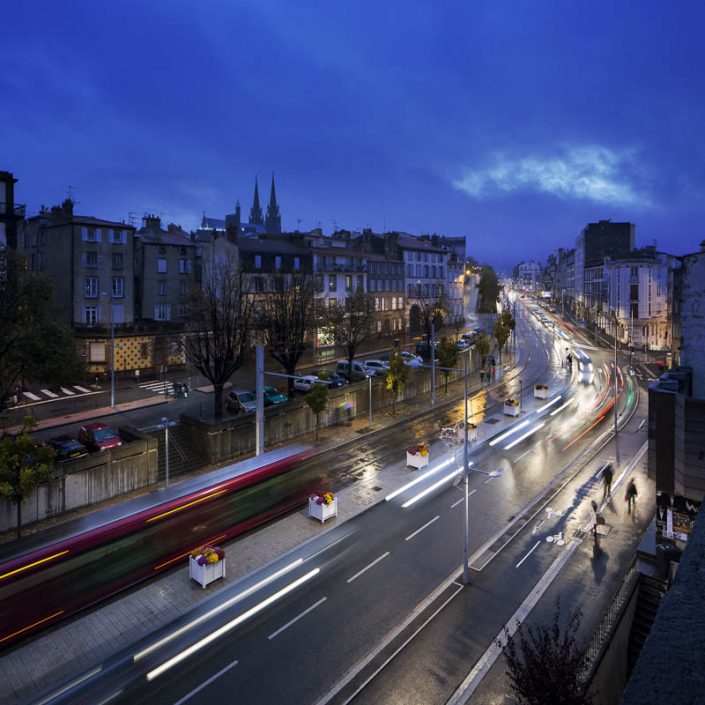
[61,198,74,218]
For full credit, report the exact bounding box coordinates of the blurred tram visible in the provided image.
[573,348,594,384]
[0,444,320,649]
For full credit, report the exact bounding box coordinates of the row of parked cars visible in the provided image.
[49,422,123,463]
[225,352,427,414]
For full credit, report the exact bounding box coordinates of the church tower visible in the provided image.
[265,173,282,234]
[249,177,263,226]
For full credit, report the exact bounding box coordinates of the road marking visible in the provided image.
[405,516,439,541]
[346,552,390,584]
[22,391,42,401]
[451,490,476,508]
[73,385,91,393]
[484,475,496,484]
[336,584,464,705]
[268,597,327,640]
[171,659,239,705]
[40,388,58,398]
[32,667,103,705]
[60,387,76,396]
[447,539,580,705]
[516,541,541,568]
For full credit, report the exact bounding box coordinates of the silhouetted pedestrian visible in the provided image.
[602,464,613,498]
[480,369,485,384]
[589,500,599,538]
[625,478,638,513]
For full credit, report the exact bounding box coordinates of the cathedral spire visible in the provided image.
[265,172,282,234]
[249,176,263,226]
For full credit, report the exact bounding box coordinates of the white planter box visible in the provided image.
[406,451,429,469]
[459,426,477,443]
[309,496,338,523]
[504,402,520,417]
[534,387,548,399]
[189,556,226,589]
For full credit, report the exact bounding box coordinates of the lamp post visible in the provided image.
[152,417,177,488]
[368,375,373,428]
[462,352,470,584]
[519,379,523,415]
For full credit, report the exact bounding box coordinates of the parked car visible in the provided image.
[255,386,288,406]
[313,370,349,387]
[293,374,324,392]
[336,359,375,381]
[77,422,123,452]
[401,351,423,367]
[364,359,389,376]
[226,389,257,414]
[48,435,89,463]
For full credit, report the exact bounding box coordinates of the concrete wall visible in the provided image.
[184,353,481,465]
[678,250,705,400]
[0,428,158,534]
[674,394,705,501]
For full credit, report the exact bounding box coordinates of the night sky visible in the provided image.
[3,1,704,270]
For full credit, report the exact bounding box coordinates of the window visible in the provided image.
[112,252,124,270]
[82,305,98,325]
[407,264,413,277]
[328,275,337,292]
[81,227,100,242]
[89,341,106,362]
[83,251,99,268]
[424,265,429,277]
[416,264,422,277]
[179,258,192,274]
[370,279,376,292]
[275,255,282,269]
[154,303,170,321]
[179,305,188,318]
[157,258,167,273]
[358,275,364,290]
[158,245,166,254]
[345,275,353,292]
[375,297,380,311]
[158,280,167,296]
[377,320,382,333]
[84,277,98,299]
[254,255,262,269]
[179,280,187,296]
[111,276,124,299]
[140,342,149,358]
[294,256,300,271]
[109,229,126,244]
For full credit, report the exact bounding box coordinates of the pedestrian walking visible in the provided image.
[480,369,485,384]
[602,463,613,498]
[625,478,638,513]
[589,500,599,538]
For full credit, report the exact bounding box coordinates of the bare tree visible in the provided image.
[325,288,375,370]
[410,288,447,341]
[257,273,317,392]
[500,599,593,705]
[184,256,253,419]
[386,346,409,416]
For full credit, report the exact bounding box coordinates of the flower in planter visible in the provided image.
[535,384,548,390]
[312,492,335,505]
[505,399,519,406]
[191,545,225,566]
[466,423,477,430]
[407,442,429,456]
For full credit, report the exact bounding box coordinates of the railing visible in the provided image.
[582,554,639,677]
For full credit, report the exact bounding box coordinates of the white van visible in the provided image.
[336,359,375,381]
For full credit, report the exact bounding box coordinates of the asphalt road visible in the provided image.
[32,300,648,705]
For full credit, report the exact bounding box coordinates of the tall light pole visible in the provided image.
[519,379,523,415]
[462,352,470,584]
[102,291,116,407]
[431,322,436,405]
[614,319,618,435]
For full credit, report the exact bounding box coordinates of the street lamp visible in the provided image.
[519,379,523,415]
[462,352,470,584]
[101,291,116,407]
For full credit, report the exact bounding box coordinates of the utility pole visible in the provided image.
[256,345,265,456]
[431,322,436,405]
[463,352,470,584]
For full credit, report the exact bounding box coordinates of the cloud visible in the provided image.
[453,146,651,207]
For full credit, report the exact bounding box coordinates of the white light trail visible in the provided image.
[504,422,546,450]
[488,420,531,447]
[401,468,462,508]
[385,457,454,501]
[536,396,562,413]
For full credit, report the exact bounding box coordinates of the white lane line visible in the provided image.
[346,552,390,584]
[268,597,327,640]
[60,387,76,396]
[337,585,464,705]
[516,541,541,568]
[515,448,533,463]
[40,388,59,398]
[32,667,103,705]
[73,385,91,393]
[484,475,496,484]
[451,489,476,508]
[447,539,580,705]
[171,659,239,705]
[532,519,545,534]
[405,516,439,542]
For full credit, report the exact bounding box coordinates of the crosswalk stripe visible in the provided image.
[41,389,59,398]
[22,391,42,401]
[60,387,76,395]
[73,385,91,393]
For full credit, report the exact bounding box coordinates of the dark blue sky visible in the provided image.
[3,1,704,269]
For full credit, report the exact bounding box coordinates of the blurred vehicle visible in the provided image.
[256,386,288,406]
[226,390,257,414]
[313,370,348,387]
[456,340,469,350]
[364,359,389,376]
[401,351,423,367]
[48,435,89,463]
[77,422,123,452]
[293,374,324,392]
[336,360,375,381]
